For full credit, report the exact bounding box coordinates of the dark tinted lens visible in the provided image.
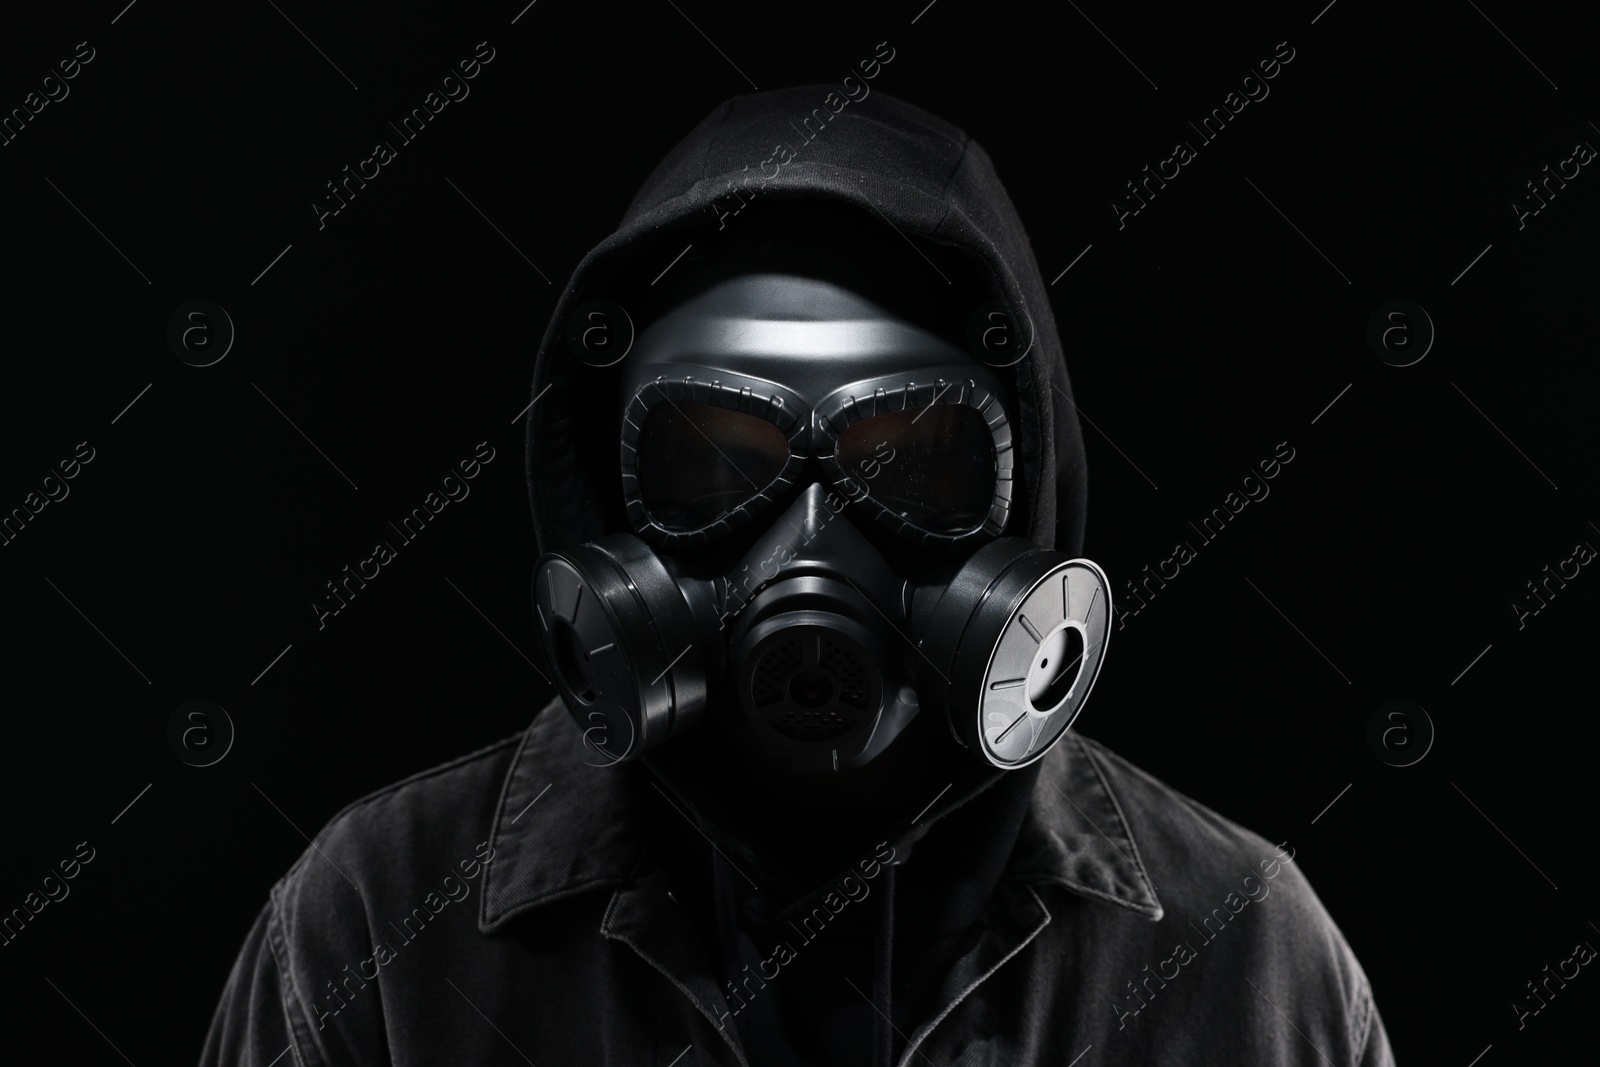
[836,405,996,535]
[637,400,790,531]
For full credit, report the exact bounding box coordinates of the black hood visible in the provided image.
[523,84,1089,562]
[520,86,1087,1066]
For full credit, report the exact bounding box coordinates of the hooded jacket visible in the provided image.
[200,86,1394,1067]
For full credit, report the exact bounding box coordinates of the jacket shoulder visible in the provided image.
[1065,734,1387,1062]
[1071,733,1290,875]
[275,730,522,894]
[258,731,524,1059]
[1071,732,1331,923]
[270,726,523,907]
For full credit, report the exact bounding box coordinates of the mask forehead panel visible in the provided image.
[620,271,987,408]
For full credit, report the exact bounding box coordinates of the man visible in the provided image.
[202,86,1393,1066]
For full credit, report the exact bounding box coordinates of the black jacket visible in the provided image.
[202,84,1393,1065]
[200,698,1391,1066]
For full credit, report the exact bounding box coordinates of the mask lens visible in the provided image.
[837,405,996,535]
[638,400,790,531]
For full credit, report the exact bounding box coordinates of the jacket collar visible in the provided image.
[1009,732,1163,920]
[480,701,1162,933]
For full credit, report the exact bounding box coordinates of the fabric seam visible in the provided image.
[265,891,325,1067]
[1352,967,1376,1058]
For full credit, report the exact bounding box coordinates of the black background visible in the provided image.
[2,0,1595,1062]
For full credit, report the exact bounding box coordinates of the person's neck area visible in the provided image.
[642,708,995,897]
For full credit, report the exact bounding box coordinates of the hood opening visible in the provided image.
[525,86,1088,568]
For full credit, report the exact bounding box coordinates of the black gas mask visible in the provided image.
[532,264,1112,773]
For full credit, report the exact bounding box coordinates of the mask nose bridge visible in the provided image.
[790,396,859,509]
[792,453,835,498]
[771,402,844,532]
[720,480,902,620]
[796,398,826,474]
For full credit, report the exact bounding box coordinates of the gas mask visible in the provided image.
[532,265,1112,773]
